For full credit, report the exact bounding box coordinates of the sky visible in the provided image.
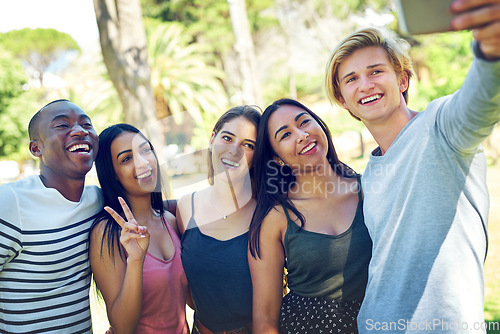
[0,0,99,51]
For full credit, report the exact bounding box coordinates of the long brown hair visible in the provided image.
[207,105,261,185]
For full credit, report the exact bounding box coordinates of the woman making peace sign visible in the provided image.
[89,124,189,334]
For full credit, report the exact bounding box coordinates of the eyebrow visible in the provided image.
[116,140,149,160]
[221,130,256,145]
[295,112,307,121]
[340,63,386,82]
[274,112,308,139]
[51,115,69,122]
[274,125,287,140]
[116,149,132,160]
[50,114,91,123]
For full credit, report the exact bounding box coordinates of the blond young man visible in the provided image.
[325,1,500,333]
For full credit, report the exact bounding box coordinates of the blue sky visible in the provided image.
[0,0,99,50]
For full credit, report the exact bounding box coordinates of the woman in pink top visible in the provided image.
[90,124,189,333]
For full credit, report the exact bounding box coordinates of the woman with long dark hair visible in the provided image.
[248,99,372,333]
[90,124,189,333]
[176,105,261,334]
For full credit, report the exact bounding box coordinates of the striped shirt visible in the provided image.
[0,175,103,334]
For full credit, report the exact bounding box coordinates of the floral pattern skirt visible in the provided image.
[279,290,362,334]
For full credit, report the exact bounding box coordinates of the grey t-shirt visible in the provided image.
[358,54,500,333]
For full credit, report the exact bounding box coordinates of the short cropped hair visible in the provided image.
[325,28,414,120]
[28,99,70,140]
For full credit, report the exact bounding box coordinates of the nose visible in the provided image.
[228,142,243,157]
[359,75,375,91]
[134,152,150,168]
[296,130,309,143]
[70,124,89,137]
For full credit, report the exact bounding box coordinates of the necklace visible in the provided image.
[211,192,229,220]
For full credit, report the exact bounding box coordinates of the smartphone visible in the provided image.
[396,0,456,35]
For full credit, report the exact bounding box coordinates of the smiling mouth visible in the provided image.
[137,169,153,180]
[360,94,382,105]
[221,158,240,168]
[299,142,316,155]
[67,144,90,153]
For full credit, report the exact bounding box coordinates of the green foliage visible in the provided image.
[406,31,473,111]
[145,19,229,119]
[0,28,79,57]
[140,0,393,111]
[0,47,36,159]
[141,0,275,54]
[141,0,275,29]
[321,107,365,136]
[262,72,325,106]
[67,59,124,134]
[319,0,390,20]
[65,80,124,135]
[142,0,233,54]
[0,48,26,109]
[0,28,80,85]
[0,28,83,159]
[329,0,366,18]
[0,88,42,161]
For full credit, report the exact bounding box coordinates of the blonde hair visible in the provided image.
[325,28,414,120]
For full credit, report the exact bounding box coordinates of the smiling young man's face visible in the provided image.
[337,46,408,125]
[30,101,98,181]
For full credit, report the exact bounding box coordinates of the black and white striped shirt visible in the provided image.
[0,175,103,334]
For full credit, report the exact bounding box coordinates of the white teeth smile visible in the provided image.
[222,158,240,168]
[360,94,382,104]
[299,142,316,154]
[137,170,152,179]
[68,144,90,152]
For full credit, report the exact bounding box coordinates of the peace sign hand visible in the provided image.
[104,197,150,263]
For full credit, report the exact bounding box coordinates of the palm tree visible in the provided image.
[146,21,229,121]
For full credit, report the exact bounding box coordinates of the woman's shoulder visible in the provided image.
[163,199,177,216]
[178,189,204,206]
[89,218,113,251]
[261,204,288,229]
[340,173,360,183]
[176,191,199,234]
[178,188,213,211]
[162,210,180,234]
[177,192,192,206]
[337,174,361,196]
[91,217,109,235]
[177,191,196,217]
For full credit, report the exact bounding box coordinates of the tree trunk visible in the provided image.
[93,0,168,189]
[275,0,297,99]
[227,0,262,107]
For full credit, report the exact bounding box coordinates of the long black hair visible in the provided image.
[248,98,357,258]
[92,123,165,260]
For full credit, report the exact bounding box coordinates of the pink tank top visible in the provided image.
[136,216,189,333]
